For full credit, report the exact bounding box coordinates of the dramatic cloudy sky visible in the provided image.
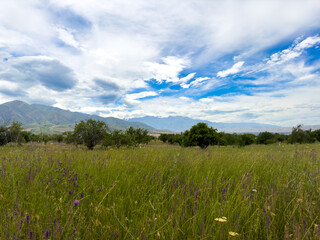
[0,0,320,126]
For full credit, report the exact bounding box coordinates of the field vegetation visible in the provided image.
[0,142,319,239]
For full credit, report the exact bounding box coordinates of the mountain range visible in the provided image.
[0,100,154,134]
[129,116,293,133]
[0,100,319,134]
[129,116,320,133]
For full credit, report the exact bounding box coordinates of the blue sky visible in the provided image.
[0,0,320,126]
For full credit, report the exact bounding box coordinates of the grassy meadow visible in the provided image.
[0,142,319,239]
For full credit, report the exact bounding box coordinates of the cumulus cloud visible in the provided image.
[0,56,77,91]
[0,0,320,125]
[217,61,245,78]
[144,56,190,83]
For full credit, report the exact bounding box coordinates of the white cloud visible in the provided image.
[180,72,196,83]
[217,61,245,78]
[0,0,320,125]
[199,98,214,103]
[179,96,192,101]
[56,27,80,49]
[266,35,320,66]
[125,91,158,100]
[181,77,210,88]
[144,56,190,83]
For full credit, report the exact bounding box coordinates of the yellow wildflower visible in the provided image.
[214,217,227,223]
[229,231,239,237]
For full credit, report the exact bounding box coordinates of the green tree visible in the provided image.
[9,121,23,145]
[183,123,218,148]
[0,126,9,146]
[288,125,315,144]
[110,130,127,148]
[257,131,276,144]
[237,134,256,147]
[63,132,75,144]
[159,133,169,143]
[74,119,109,150]
[311,129,320,142]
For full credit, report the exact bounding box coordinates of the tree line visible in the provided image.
[0,119,153,149]
[159,123,320,148]
[1,120,320,149]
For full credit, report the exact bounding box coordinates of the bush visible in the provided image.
[237,134,256,147]
[257,132,276,144]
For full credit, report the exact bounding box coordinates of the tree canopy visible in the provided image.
[74,119,109,150]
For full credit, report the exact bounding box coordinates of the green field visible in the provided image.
[0,142,319,239]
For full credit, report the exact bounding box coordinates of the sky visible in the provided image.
[0,0,320,126]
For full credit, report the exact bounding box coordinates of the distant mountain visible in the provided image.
[128,116,319,133]
[0,100,154,134]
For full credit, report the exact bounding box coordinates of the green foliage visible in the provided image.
[125,127,153,146]
[9,121,23,145]
[256,131,276,144]
[223,133,238,145]
[102,127,153,148]
[51,134,64,143]
[63,131,75,144]
[288,125,315,144]
[0,126,9,146]
[311,129,320,142]
[73,119,110,149]
[183,123,218,148]
[237,133,256,147]
[110,130,128,148]
[159,133,184,145]
[159,133,169,143]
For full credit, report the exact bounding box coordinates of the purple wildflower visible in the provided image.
[110,183,114,187]
[45,230,49,239]
[69,190,72,195]
[80,192,84,198]
[74,200,80,206]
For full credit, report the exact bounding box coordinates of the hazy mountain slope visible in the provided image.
[129,116,284,133]
[0,100,154,133]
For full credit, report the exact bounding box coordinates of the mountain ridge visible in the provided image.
[1,100,319,134]
[0,100,154,134]
[129,116,320,133]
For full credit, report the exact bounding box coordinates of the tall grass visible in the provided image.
[0,143,319,239]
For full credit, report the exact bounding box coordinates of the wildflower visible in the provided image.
[45,230,49,239]
[252,188,257,192]
[80,192,83,198]
[229,231,239,237]
[74,200,80,206]
[214,217,227,223]
[110,183,114,187]
[69,190,72,195]
[58,161,62,165]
